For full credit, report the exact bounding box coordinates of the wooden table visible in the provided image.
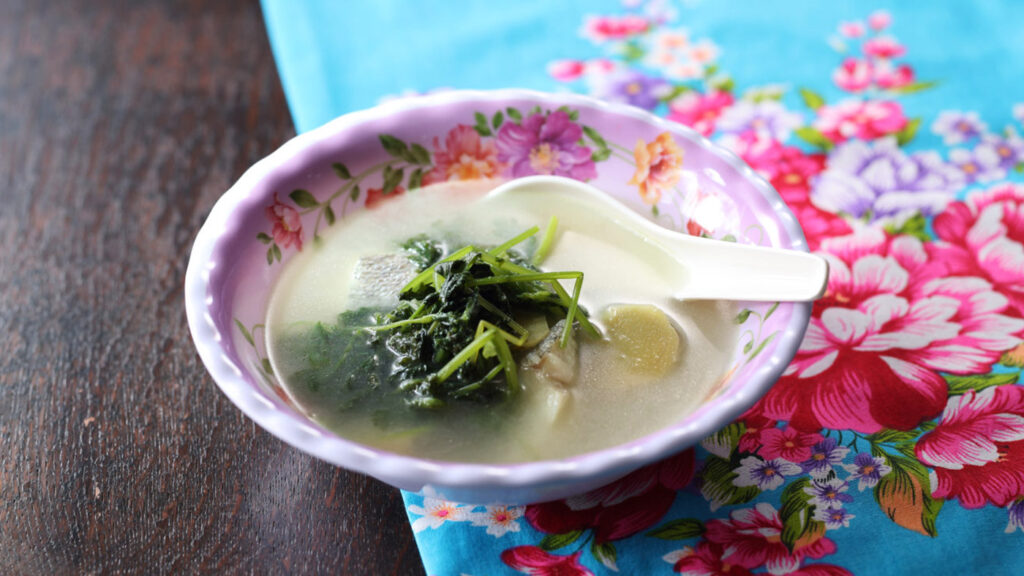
[0,0,424,573]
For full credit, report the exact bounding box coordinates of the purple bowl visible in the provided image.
[184,89,812,504]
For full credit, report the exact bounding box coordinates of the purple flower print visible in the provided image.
[495,110,597,180]
[976,133,1024,170]
[716,100,803,141]
[842,453,892,491]
[733,456,802,491]
[813,137,965,225]
[803,478,854,510]
[1006,499,1024,534]
[813,506,855,529]
[931,110,987,145]
[949,147,1005,184]
[594,70,671,111]
[801,438,850,479]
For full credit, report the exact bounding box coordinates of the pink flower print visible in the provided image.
[265,196,303,250]
[761,228,1024,433]
[868,10,893,31]
[917,386,1024,508]
[738,405,777,454]
[666,541,755,576]
[838,21,865,38]
[832,58,873,93]
[704,503,838,574]
[863,36,906,59]
[501,547,594,576]
[668,91,734,136]
[874,61,915,89]
[548,59,586,82]
[581,14,650,43]
[813,99,908,143]
[758,426,824,462]
[423,124,504,185]
[495,110,597,181]
[526,450,695,544]
[929,183,1024,317]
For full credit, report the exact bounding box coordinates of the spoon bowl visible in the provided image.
[486,175,829,302]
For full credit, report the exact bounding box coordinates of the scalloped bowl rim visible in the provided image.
[185,89,812,496]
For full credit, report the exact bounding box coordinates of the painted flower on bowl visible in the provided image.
[833,58,873,93]
[525,450,694,544]
[812,137,963,225]
[667,91,733,136]
[364,185,406,209]
[813,100,907,143]
[423,124,504,185]
[916,386,1024,508]
[716,100,803,141]
[266,196,303,250]
[704,503,838,574]
[761,229,1024,433]
[928,183,1024,317]
[495,110,596,181]
[629,131,684,204]
[502,547,594,576]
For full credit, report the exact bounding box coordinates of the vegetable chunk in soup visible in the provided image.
[265,181,738,463]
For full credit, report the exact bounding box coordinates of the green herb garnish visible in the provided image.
[288,223,597,415]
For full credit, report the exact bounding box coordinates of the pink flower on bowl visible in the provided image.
[629,131,684,205]
[928,183,1024,317]
[667,91,733,136]
[832,58,874,93]
[265,196,303,250]
[423,124,504,185]
[364,185,405,209]
[813,99,908,143]
[917,386,1024,508]
[863,36,906,59]
[496,110,596,180]
[762,229,1024,433]
[581,14,650,43]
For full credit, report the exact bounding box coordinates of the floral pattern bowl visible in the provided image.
[184,89,812,504]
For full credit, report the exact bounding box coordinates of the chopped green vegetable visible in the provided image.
[285,223,594,416]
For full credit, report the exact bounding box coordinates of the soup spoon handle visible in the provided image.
[487,175,829,303]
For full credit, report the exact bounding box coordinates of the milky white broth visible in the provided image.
[265,180,739,463]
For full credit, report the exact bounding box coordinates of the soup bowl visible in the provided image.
[184,89,813,504]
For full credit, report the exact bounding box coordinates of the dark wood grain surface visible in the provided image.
[0,0,424,573]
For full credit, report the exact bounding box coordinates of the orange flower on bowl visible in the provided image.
[628,132,684,205]
[423,124,504,185]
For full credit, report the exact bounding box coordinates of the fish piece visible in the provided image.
[523,320,578,387]
[350,253,418,303]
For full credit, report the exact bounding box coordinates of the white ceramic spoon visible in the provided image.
[485,175,829,302]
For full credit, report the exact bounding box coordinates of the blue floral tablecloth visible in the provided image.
[261,1,1024,574]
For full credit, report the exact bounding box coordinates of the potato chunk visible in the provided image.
[602,304,681,377]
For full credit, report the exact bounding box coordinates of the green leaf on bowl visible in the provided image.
[234,319,255,347]
[379,134,411,160]
[257,232,272,244]
[491,111,504,131]
[382,166,404,195]
[409,143,431,165]
[506,107,522,123]
[289,189,319,208]
[473,112,492,137]
[324,204,336,225]
[332,162,352,179]
[409,168,424,190]
[350,184,361,202]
